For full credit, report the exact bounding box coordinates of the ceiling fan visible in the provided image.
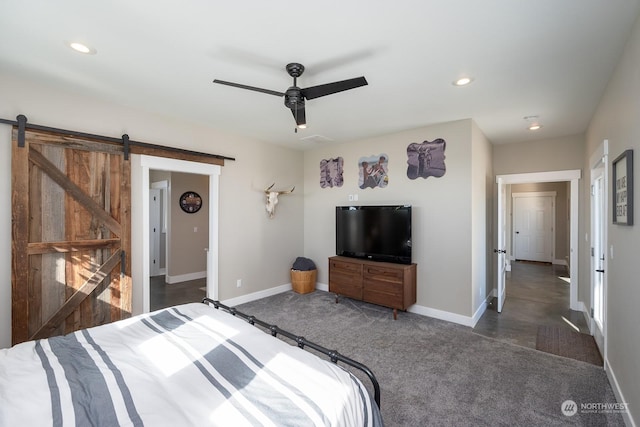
[213,63,368,131]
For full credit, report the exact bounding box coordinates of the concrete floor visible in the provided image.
[150,275,206,311]
[473,261,590,349]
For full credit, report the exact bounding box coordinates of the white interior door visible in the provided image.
[513,195,553,262]
[149,189,161,276]
[590,146,607,357]
[496,178,507,312]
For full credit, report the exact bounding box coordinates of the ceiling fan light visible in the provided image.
[213,62,366,130]
[528,123,542,131]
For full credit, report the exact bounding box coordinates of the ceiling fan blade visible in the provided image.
[290,105,306,127]
[213,79,285,97]
[301,76,368,100]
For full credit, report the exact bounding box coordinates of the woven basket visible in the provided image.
[290,269,317,294]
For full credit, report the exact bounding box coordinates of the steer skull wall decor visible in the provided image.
[265,183,295,218]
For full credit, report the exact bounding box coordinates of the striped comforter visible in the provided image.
[0,303,382,426]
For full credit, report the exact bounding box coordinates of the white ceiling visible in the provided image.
[1,1,639,150]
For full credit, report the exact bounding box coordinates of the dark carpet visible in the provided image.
[536,325,604,366]
[237,291,624,427]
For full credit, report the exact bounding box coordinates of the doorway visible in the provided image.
[148,172,209,311]
[496,170,581,311]
[131,155,221,315]
[590,141,608,358]
[476,170,582,346]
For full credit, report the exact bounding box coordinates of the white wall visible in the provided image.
[0,72,304,348]
[584,12,640,424]
[493,134,586,175]
[304,119,486,320]
[471,121,493,318]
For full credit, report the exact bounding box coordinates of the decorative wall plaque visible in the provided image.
[406,138,446,180]
[320,157,344,188]
[358,154,389,189]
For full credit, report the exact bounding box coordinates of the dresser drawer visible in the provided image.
[329,260,362,283]
[329,257,363,299]
[363,265,404,283]
[364,289,403,309]
[330,259,362,274]
[364,277,403,296]
[330,269,360,284]
[330,280,363,300]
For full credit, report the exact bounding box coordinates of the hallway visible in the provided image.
[473,261,589,349]
[150,276,206,311]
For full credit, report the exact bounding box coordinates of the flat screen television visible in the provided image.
[336,205,412,264]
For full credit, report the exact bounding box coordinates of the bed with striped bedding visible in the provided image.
[0,302,383,426]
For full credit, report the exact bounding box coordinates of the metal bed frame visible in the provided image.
[202,298,381,407]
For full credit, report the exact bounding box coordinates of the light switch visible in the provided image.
[194,226,198,232]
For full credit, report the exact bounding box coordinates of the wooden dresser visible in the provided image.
[328,256,417,319]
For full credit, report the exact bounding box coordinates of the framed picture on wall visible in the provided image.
[612,149,633,225]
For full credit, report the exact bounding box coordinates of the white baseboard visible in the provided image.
[577,301,592,333]
[408,304,475,327]
[470,292,496,327]
[510,258,567,266]
[166,270,206,284]
[221,281,484,328]
[605,358,636,427]
[221,283,292,307]
[316,282,329,292]
[221,282,325,307]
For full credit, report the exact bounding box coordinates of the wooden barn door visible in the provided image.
[11,129,131,345]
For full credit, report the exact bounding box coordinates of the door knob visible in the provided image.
[595,269,605,273]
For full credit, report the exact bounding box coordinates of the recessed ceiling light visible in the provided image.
[524,115,542,130]
[66,41,97,55]
[453,77,473,86]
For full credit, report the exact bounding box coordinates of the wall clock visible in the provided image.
[179,191,202,213]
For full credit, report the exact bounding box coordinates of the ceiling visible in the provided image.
[1,1,639,150]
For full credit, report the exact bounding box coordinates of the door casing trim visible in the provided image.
[496,170,581,310]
